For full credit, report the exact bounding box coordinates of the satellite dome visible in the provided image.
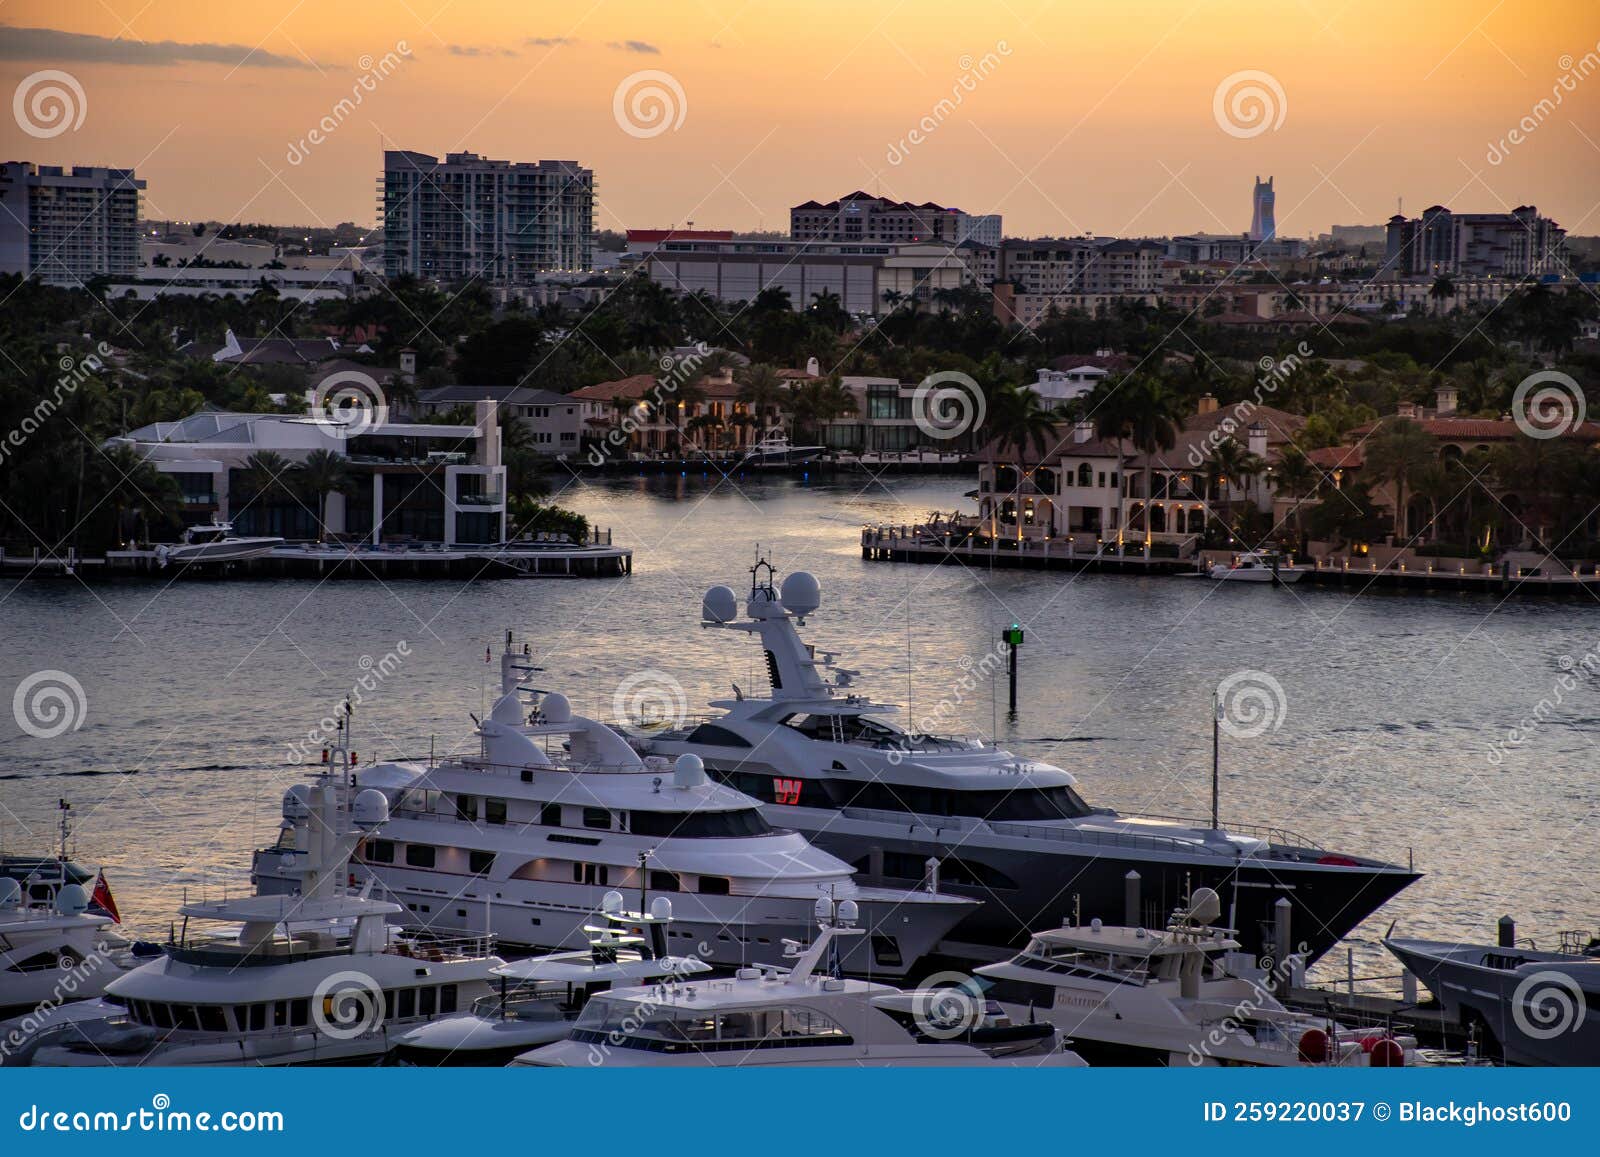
[540,692,572,724]
[673,753,707,788]
[489,690,524,726]
[282,784,312,820]
[650,896,673,921]
[813,896,834,923]
[602,890,625,915]
[353,788,389,829]
[837,899,859,925]
[1187,887,1223,926]
[0,878,20,910]
[55,883,89,917]
[702,585,738,623]
[780,571,822,617]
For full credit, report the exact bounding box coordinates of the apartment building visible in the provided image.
[0,162,144,285]
[1383,205,1565,279]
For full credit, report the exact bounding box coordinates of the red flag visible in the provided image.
[90,870,121,923]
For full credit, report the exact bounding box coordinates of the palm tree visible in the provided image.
[1085,377,1142,545]
[298,448,350,541]
[1122,378,1182,546]
[1205,437,1267,538]
[93,445,181,547]
[1429,275,1457,316]
[1364,418,1437,541]
[735,363,787,443]
[982,383,1058,539]
[1271,446,1321,547]
[242,450,296,503]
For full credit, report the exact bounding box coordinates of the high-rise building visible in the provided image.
[379,150,595,283]
[790,192,1000,248]
[1383,204,1566,279]
[1249,176,1275,242]
[0,162,145,285]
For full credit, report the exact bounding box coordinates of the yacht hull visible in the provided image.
[802,826,1418,965]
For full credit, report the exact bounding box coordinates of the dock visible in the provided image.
[0,538,632,581]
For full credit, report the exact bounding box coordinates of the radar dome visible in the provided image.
[55,883,89,917]
[650,896,673,921]
[702,585,738,623]
[540,692,572,724]
[1186,887,1222,926]
[673,753,708,788]
[837,899,859,925]
[602,890,625,915]
[0,879,20,910]
[282,784,312,820]
[780,571,822,617]
[813,896,834,923]
[353,788,389,829]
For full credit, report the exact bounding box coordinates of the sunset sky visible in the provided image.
[2,0,1596,238]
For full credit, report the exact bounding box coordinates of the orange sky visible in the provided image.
[2,0,1597,237]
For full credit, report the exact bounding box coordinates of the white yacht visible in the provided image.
[975,889,1421,1067]
[253,657,974,979]
[0,881,131,1018]
[638,562,1418,967]
[1206,550,1307,583]
[390,890,712,1066]
[512,898,1083,1067]
[155,522,283,566]
[26,744,503,1067]
[736,436,825,470]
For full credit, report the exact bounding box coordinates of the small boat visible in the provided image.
[388,891,711,1066]
[975,889,1422,1067]
[1385,929,1600,1066]
[511,898,1084,1067]
[155,522,283,567]
[1207,549,1307,583]
[735,436,825,470]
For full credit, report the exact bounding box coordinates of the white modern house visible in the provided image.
[110,401,507,546]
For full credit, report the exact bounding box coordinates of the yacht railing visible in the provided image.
[1124,812,1326,851]
[389,931,497,961]
[836,807,1221,856]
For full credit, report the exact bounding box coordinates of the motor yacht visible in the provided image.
[636,561,1419,966]
[975,888,1421,1066]
[1385,929,1600,1066]
[389,890,711,1065]
[736,436,825,470]
[155,522,283,566]
[512,898,1083,1067]
[253,657,975,979]
[1206,550,1307,583]
[24,737,503,1067]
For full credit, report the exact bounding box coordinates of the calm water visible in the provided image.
[1,473,1594,983]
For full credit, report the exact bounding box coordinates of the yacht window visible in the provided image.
[697,876,731,896]
[364,839,395,864]
[419,987,437,1016]
[571,1000,849,1051]
[289,999,309,1027]
[573,862,609,887]
[152,1002,175,1029]
[454,795,477,822]
[838,783,1093,821]
[383,991,396,1021]
[272,1001,288,1028]
[440,985,458,1014]
[540,803,562,826]
[485,799,507,825]
[173,1005,200,1031]
[684,724,751,748]
[630,808,773,839]
[405,844,436,868]
[398,989,416,1019]
[249,1004,266,1031]
[649,870,681,892]
[198,1006,227,1033]
[582,807,612,831]
[469,850,495,875]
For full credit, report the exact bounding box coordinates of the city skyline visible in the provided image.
[2,0,1596,239]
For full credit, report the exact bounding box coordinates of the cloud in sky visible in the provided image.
[525,37,576,48]
[447,44,519,58]
[609,40,660,55]
[0,25,317,69]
